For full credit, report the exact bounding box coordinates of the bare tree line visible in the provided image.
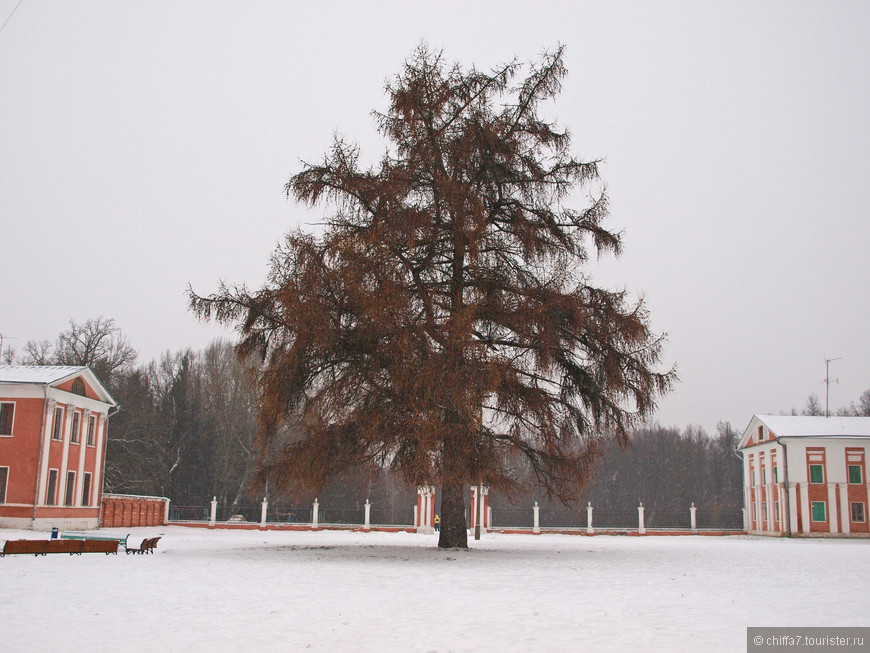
[7,317,868,520]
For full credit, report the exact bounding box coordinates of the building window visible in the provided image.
[775,501,780,522]
[0,402,14,435]
[0,466,8,503]
[762,502,767,521]
[773,466,779,484]
[761,468,766,485]
[52,407,64,440]
[71,377,86,396]
[811,501,827,522]
[87,415,96,446]
[849,465,863,485]
[64,471,76,506]
[46,469,58,505]
[809,464,825,484]
[81,472,92,506]
[70,412,80,444]
[851,503,866,523]
[757,426,764,443]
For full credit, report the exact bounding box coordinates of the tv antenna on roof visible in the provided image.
[824,357,842,417]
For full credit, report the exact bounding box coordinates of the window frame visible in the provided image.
[70,411,80,444]
[46,469,58,505]
[64,470,76,506]
[0,401,14,436]
[851,502,866,523]
[86,414,96,447]
[809,464,825,484]
[52,407,64,441]
[0,466,8,503]
[81,472,92,507]
[848,465,863,485]
[811,501,827,522]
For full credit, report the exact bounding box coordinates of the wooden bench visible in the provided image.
[61,532,129,550]
[1,538,120,556]
[126,536,161,555]
[81,539,119,554]
[1,539,48,556]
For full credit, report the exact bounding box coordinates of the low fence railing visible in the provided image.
[168,499,744,532]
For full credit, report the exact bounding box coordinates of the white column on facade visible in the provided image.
[58,405,74,505]
[90,413,107,508]
[828,483,839,533]
[800,483,811,534]
[839,484,850,534]
[74,408,90,505]
[743,487,751,532]
[37,400,57,505]
[766,484,774,531]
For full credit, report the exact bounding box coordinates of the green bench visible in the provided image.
[61,532,130,550]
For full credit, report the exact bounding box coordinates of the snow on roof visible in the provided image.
[756,414,870,438]
[0,365,88,384]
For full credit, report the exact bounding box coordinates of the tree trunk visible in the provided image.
[438,478,468,549]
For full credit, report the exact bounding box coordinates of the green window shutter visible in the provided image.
[811,501,826,522]
[809,464,824,484]
[848,465,863,484]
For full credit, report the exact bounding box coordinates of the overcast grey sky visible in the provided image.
[2,1,868,434]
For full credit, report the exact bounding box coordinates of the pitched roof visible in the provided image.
[0,365,117,406]
[0,365,89,384]
[739,415,870,448]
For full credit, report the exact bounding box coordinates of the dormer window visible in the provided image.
[71,378,86,396]
[757,426,764,443]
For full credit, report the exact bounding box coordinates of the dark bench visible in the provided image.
[1,538,119,556]
[126,536,161,555]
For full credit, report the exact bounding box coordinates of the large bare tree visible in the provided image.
[191,46,674,548]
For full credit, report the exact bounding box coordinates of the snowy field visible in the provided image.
[1,527,868,652]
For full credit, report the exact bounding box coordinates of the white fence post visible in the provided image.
[413,504,418,529]
[690,502,697,533]
[637,502,645,535]
[260,497,268,527]
[586,502,594,535]
[312,498,319,528]
[209,496,217,527]
[364,499,371,530]
[533,501,540,534]
[164,498,171,525]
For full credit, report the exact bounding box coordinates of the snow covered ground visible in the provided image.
[1,527,868,652]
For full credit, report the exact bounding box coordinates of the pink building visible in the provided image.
[0,365,117,530]
[739,415,870,537]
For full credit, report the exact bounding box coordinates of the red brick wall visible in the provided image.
[101,495,167,527]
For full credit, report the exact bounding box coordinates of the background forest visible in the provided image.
[5,318,868,527]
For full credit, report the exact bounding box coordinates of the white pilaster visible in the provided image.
[90,413,107,508]
[58,405,74,505]
[37,400,57,505]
